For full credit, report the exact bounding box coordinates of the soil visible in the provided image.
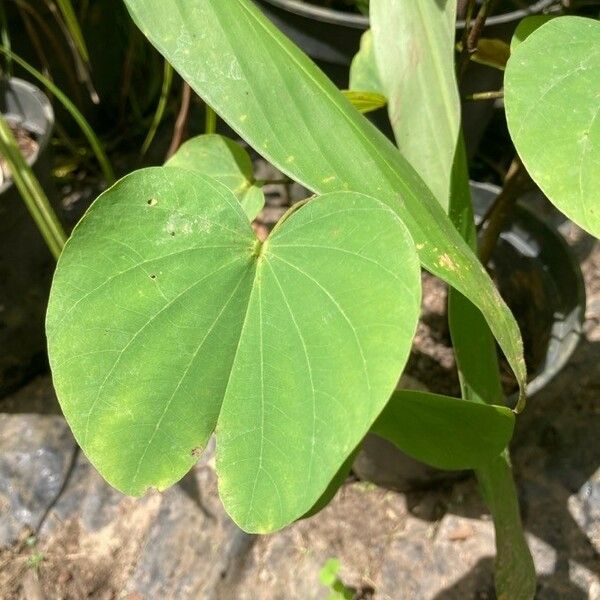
[0,122,39,186]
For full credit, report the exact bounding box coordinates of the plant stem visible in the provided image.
[0,113,67,258]
[458,0,496,79]
[166,81,191,159]
[205,103,217,135]
[141,60,174,155]
[467,0,495,54]
[478,157,531,265]
[465,90,504,101]
[458,0,477,78]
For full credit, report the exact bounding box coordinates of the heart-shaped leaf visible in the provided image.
[166,134,265,221]
[505,16,600,238]
[46,167,421,532]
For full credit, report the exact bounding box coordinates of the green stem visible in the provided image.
[205,103,217,134]
[0,113,66,259]
[466,90,504,101]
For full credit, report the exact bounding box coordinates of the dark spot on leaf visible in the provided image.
[191,448,202,458]
[149,274,156,280]
[169,231,176,237]
[147,198,158,206]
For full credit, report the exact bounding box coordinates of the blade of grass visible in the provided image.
[0,46,115,185]
[55,0,89,63]
[0,0,11,75]
[0,113,66,258]
[44,0,98,103]
[11,0,83,105]
[141,60,173,155]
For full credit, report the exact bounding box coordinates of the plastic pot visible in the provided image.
[352,181,585,492]
[252,0,556,154]
[0,78,56,397]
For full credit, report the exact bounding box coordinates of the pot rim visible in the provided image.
[257,0,556,30]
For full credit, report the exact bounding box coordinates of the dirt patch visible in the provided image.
[0,495,159,599]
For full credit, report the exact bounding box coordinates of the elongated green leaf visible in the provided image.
[371,0,460,210]
[56,0,90,63]
[123,0,527,405]
[342,90,387,114]
[505,16,600,238]
[47,167,421,532]
[448,138,505,407]
[478,454,536,600]
[449,142,535,594]
[372,390,514,470]
[349,29,383,95]
[166,134,265,220]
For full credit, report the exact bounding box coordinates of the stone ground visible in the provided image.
[1,178,599,598]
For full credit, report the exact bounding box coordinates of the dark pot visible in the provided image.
[353,181,585,491]
[0,78,56,397]
[252,0,556,155]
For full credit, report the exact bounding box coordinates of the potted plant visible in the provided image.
[42,1,598,599]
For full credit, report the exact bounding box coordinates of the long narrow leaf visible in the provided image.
[371,0,460,211]
[449,138,535,598]
[56,0,90,63]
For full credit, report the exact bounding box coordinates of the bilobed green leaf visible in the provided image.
[349,29,384,95]
[371,0,460,210]
[46,167,421,533]
[123,0,527,405]
[505,16,600,238]
[342,90,387,114]
[372,390,514,470]
[166,134,265,221]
